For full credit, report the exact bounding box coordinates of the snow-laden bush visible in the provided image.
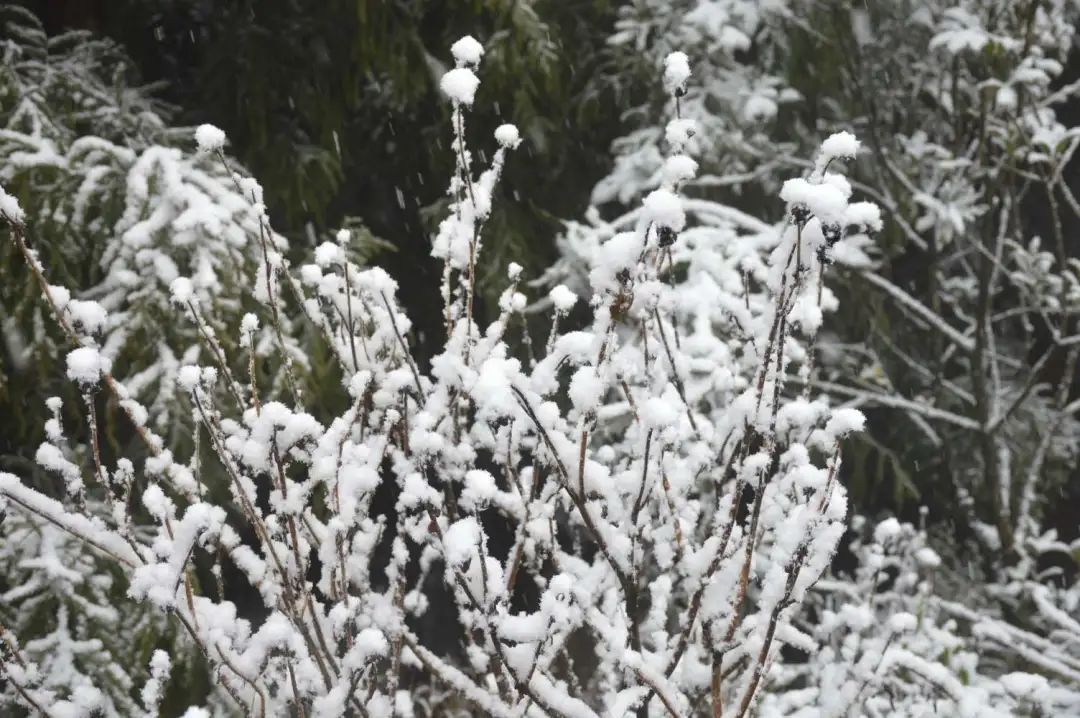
[3,24,1078,718]
[0,37,884,716]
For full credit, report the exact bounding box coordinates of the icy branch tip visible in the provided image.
[195,123,226,153]
[0,184,24,224]
[441,68,480,106]
[451,36,484,67]
[663,51,691,95]
[495,124,521,149]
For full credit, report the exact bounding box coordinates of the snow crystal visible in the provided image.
[241,313,259,333]
[0,183,23,223]
[663,52,691,95]
[440,68,481,106]
[494,123,521,149]
[451,35,485,67]
[819,131,861,162]
[194,123,226,153]
[336,228,351,245]
[66,346,109,386]
[507,262,523,281]
[549,285,578,313]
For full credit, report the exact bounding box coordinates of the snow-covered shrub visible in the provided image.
[0,35,887,716]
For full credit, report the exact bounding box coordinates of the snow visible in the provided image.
[568,365,604,413]
[315,241,344,267]
[140,650,171,714]
[915,546,942,568]
[494,123,521,149]
[665,118,697,149]
[66,299,107,336]
[642,188,686,231]
[444,517,481,566]
[819,131,861,162]
[549,284,578,312]
[662,154,698,185]
[641,396,679,429]
[780,178,849,224]
[451,35,485,67]
[845,200,883,231]
[440,68,481,106]
[194,124,226,153]
[825,407,865,437]
[169,277,194,305]
[0,183,24,223]
[874,517,902,544]
[177,365,201,391]
[4,19,1074,718]
[66,346,109,386]
[460,469,497,511]
[663,51,691,95]
[1001,672,1050,698]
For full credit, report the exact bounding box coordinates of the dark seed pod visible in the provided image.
[616,268,631,285]
[791,205,811,226]
[657,225,678,248]
[822,223,843,246]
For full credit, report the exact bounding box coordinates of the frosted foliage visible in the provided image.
[0,16,296,436]
[2,12,1079,718]
[0,35,878,717]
